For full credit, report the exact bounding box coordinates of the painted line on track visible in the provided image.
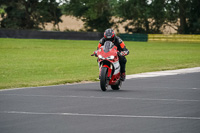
[126,67,200,79]
[0,94,199,102]
[1,111,200,120]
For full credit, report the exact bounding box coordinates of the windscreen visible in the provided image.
[103,41,114,53]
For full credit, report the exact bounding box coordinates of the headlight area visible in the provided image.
[98,55,115,60]
[98,55,105,59]
[106,56,114,60]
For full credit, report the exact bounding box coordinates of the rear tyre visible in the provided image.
[100,67,108,91]
[111,80,122,90]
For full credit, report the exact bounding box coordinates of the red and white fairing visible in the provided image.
[96,41,122,89]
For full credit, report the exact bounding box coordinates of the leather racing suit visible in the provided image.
[97,36,129,74]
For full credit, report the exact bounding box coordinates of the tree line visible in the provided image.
[0,0,199,34]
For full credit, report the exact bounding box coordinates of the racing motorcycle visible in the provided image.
[91,41,123,91]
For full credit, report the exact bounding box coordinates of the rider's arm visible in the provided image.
[97,38,105,49]
[97,43,102,49]
[118,39,129,56]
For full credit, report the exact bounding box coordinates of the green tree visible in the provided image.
[117,0,149,33]
[117,0,166,33]
[118,0,200,34]
[150,0,166,33]
[187,0,200,34]
[0,0,62,30]
[165,0,190,34]
[178,0,188,33]
[0,5,6,15]
[165,0,200,34]
[62,0,116,32]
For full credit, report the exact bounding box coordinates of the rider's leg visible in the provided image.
[119,56,127,81]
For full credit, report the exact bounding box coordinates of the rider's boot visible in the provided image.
[121,72,126,81]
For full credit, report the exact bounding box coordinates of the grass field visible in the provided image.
[0,38,200,89]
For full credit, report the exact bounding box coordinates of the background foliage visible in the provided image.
[0,0,200,34]
[0,0,62,30]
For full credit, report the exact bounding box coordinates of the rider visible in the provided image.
[97,28,129,81]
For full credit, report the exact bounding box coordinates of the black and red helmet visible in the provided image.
[104,29,115,41]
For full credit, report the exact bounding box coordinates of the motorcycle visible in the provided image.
[91,41,123,91]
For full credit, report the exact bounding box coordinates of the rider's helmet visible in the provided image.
[104,28,115,42]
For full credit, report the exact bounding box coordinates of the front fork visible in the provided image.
[99,63,112,80]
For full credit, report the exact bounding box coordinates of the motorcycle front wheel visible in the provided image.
[100,67,109,91]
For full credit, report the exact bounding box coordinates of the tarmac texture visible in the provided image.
[0,72,200,133]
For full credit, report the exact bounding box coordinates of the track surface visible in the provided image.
[0,72,200,133]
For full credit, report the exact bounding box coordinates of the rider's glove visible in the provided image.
[120,52,126,56]
[91,50,98,57]
[118,51,129,56]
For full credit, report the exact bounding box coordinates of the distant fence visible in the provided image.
[1,29,200,42]
[119,33,200,42]
[119,33,148,42]
[148,34,200,42]
[0,29,148,41]
[0,29,103,40]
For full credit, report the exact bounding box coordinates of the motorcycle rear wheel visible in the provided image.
[100,67,109,91]
[111,80,122,90]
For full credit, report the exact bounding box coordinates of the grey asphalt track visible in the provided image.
[0,72,200,133]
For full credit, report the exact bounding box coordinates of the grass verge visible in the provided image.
[0,38,200,89]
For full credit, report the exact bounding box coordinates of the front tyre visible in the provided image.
[100,67,109,91]
[111,80,122,90]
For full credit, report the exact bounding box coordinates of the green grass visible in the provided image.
[0,38,200,89]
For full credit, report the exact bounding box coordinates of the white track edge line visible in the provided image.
[1,111,200,120]
[1,67,200,91]
[0,94,199,102]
